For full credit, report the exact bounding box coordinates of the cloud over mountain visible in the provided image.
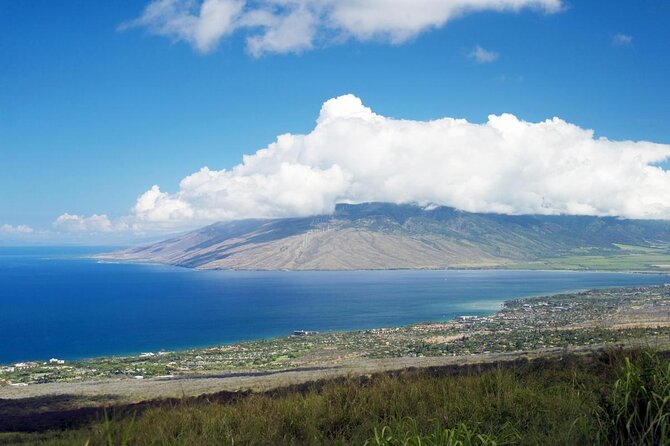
[115,94,670,230]
[122,0,563,56]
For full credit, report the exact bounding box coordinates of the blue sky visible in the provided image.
[1,0,670,242]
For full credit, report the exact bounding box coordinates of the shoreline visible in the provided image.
[2,285,668,391]
[2,279,666,367]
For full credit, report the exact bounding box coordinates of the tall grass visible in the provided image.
[4,349,668,445]
[597,350,670,445]
[85,359,601,445]
[364,420,519,446]
[100,411,135,446]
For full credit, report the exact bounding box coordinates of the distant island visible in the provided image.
[101,202,670,271]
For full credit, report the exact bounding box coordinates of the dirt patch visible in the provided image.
[424,335,464,344]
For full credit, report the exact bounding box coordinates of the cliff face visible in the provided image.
[103,202,670,270]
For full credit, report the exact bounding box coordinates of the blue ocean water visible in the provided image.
[1,247,669,364]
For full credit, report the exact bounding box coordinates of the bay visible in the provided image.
[1,247,669,364]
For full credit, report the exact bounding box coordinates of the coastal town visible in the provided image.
[1,286,669,388]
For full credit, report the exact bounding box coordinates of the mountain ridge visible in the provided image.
[101,202,670,271]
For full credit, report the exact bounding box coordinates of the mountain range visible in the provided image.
[101,203,670,270]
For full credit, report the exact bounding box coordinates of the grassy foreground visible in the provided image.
[1,348,668,445]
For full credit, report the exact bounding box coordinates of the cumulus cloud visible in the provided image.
[612,33,632,46]
[0,224,34,234]
[469,45,499,63]
[122,0,563,55]
[53,213,116,232]
[115,94,670,229]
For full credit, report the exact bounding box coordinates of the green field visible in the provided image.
[2,349,668,445]
[518,244,670,271]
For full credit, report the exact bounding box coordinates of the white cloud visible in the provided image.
[120,0,245,53]
[612,33,632,46]
[117,94,670,229]
[53,213,116,233]
[469,45,499,63]
[0,224,34,234]
[122,0,563,55]
[242,4,317,56]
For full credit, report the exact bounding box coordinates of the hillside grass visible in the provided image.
[2,349,668,445]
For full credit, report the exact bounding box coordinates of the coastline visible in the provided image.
[2,277,667,367]
[2,285,669,393]
[10,250,670,366]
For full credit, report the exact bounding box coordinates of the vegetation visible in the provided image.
[2,349,668,445]
[596,350,670,445]
[522,252,670,271]
[519,243,670,271]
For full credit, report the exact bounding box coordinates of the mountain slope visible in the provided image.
[103,203,670,270]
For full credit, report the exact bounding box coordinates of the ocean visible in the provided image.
[1,246,668,364]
